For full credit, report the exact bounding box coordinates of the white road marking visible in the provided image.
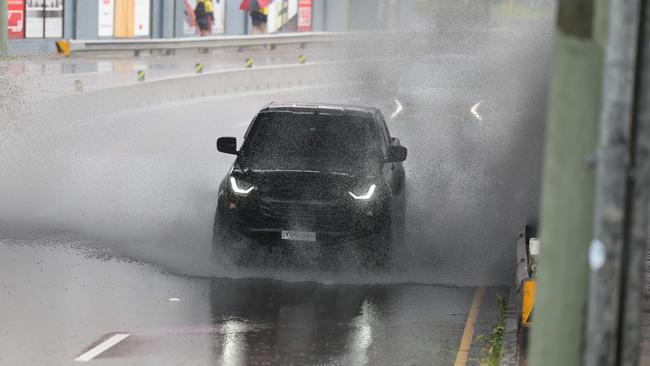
[168,297,180,302]
[75,333,130,362]
[391,99,403,119]
[470,100,483,121]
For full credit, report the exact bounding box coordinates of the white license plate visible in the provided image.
[281,230,316,242]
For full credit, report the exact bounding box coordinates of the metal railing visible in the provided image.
[66,32,351,55]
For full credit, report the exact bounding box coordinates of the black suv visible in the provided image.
[213,102,407,263]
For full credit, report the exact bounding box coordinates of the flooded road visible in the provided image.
[1,22,551,365]
[0,239,505,365]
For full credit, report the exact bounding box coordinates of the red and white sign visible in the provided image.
[134,0,150,37]
[297,0,312,32]
[7,0,25,39]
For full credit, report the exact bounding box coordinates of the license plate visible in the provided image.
[281,230,316,242]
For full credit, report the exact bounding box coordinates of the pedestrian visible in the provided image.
[250,6,268,34]
[194,0,210,37]
[205,0,215,34]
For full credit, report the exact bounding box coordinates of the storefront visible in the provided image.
[5,0,322,49]
[7,0,63,39]
[98,0,228,39]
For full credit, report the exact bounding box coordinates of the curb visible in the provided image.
[500,284,522,366]
[500,225,537,365]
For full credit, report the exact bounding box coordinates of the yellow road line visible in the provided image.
[454,287,485,366]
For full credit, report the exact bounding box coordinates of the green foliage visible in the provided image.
[493,1,554,21]
[477,293,507,366]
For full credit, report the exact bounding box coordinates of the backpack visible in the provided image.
[195,2,206,18]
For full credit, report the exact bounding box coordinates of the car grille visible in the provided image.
[261,187,338,201]
[257,198,351,231]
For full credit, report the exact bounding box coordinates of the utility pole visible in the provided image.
[528,0,607,365]
[585,0,650,365]
[0,0,8,56]
[619,5,650,365]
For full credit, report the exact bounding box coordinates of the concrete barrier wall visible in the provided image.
[43,61,373,118]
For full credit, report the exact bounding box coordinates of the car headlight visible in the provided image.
[349,184,376,200]
[230,176,255,194]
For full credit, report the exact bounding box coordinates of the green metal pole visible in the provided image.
[528,0,608,365]
[584,0,644,364]
[0,0,8,56]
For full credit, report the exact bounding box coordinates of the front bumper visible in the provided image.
[217,191,387,242]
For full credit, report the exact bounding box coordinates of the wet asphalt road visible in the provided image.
[0,25,551,365]
[0,240,505,366]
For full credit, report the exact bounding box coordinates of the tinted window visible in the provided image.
[375,113,390,153]
[242,111,381,171]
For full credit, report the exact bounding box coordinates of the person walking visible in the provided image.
[194,0,210,36]
[250,6,268,34]
[205,0,215,34]
[239,0,270,34]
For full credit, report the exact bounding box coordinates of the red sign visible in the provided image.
[297,0,312,32]
[7,0,25,38]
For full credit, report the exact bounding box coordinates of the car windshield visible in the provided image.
[242,111,382,171]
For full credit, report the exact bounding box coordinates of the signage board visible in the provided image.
[98,0,115,37]
[133,0,150,36]
[7,0,25,38]
[297,0,312,32]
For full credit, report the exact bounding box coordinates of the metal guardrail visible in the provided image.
[57,28,516,57]
[64,32,352,55]
[44,60,374,114]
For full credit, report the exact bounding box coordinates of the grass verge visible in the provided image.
[478,293,507,366]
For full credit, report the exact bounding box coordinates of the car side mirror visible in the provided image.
[217,137,237,155]
[386,145,407,163]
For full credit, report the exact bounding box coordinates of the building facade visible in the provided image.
[6,0,417,54]
[8,0,330,54]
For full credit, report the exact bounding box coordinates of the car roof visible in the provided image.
[263,101,381,117]
[243,102,383,140]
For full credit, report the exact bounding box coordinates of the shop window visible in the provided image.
[25,0,63,38]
